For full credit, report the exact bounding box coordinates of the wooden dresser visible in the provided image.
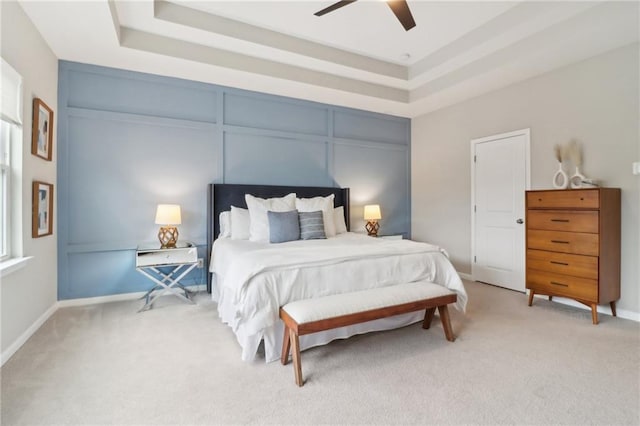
[525,188,620,324]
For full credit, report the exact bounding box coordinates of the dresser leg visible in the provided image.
[610,301,617,317]
[528,290,535,306]
[548,296,553,301]
[591,304,598,325]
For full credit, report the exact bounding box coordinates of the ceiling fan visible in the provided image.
[314,0,416,31]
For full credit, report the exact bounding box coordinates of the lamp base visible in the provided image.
[365,221,380,237]
[158,226,179,248]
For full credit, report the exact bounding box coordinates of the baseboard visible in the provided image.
[462,275,639,322]
[1,284,208,366]
[57,291,147,307]
[533,294,640,322]
[57,284,207,308]
[1,302,58,366]
[457,272,472,281]
[4,283,634,368]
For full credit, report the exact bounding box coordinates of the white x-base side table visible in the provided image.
[136,242,198,312]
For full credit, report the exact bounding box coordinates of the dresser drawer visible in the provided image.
[527,190,599,209]
[527,249,598,280]
[527,229,599,256]
[527,269,597,301]
[527,210,598,233]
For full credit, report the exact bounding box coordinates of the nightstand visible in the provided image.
[136,242,198,312]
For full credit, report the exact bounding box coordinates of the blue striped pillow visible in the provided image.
[298,211,326,240]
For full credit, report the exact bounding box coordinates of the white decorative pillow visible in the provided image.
[245,193,296,242]
[333,206,348,234]
[230,206,250,240]
[219,211,231,238]
[296,194,336,237]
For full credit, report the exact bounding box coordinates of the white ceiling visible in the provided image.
[19,0,640,118]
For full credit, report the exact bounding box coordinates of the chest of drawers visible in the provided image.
[525,188,620,324]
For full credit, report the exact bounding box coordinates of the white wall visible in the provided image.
[1,1,58,359]
[412,43,639,314]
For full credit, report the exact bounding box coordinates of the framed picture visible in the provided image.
[31,98,54,161]
[32,181,53,238]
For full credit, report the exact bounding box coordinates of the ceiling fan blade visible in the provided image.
[387,0,416,31]
[314,0,358,17]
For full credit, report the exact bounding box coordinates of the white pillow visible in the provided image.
[333,206,348,234]
[246,193,296,242]
[296,194,336,237]
[219,211,231,238]
[230,206,250,240]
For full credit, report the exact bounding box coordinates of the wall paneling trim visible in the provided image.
[57,61,411,299]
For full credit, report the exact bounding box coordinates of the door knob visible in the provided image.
[516,218,524,224]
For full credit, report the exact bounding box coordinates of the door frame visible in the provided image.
[470,128,531,285]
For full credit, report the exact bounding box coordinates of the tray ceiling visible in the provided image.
[19,0,640,117]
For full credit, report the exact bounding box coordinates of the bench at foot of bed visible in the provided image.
[279,281,458,387]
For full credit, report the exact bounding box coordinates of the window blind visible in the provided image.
[1,58,23,125]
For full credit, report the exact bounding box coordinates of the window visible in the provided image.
[1,57,23,262]
[0,120,11,260]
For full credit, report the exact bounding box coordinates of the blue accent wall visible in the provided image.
[57,61,411,300]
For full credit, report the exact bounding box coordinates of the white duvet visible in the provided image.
[210,232,467,362]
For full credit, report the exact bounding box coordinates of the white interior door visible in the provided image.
[472,129,529,292]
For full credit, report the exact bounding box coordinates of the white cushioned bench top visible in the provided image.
[282,281,455,324]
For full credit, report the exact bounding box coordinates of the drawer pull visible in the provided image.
[550,219,569,223]
[550,281,569,287]
[551,240,569,244]
[550,261,569,266]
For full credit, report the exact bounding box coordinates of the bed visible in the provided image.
[207,183,467,362]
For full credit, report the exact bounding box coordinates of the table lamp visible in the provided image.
[155,204,181,248]
[364,204,381,237]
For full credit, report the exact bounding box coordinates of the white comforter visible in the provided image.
[210,233,467,362]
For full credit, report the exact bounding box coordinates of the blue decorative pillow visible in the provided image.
[267,210,300,243]
[299,211,326,240]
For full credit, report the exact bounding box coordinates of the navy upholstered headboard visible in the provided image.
[206,183,350,292]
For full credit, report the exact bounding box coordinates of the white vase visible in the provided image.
[552,162,568,189]
[570,166,586,189]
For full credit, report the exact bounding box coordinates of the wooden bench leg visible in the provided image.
[437,305,455,342]
[422,307,436,329]
[281,325,291,365]
[290,328,303,386]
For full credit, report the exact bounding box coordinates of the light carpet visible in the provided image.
[1,281,639,425]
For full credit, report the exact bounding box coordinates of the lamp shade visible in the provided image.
[363,204,382,221]
[155,204,181,225]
